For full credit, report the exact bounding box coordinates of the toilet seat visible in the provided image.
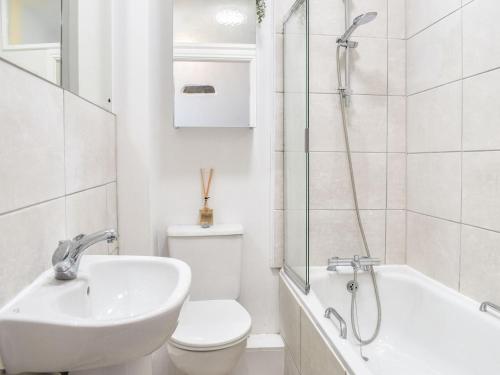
[170,300,251,351]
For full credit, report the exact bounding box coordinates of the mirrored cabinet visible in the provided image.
[173,0,257,128]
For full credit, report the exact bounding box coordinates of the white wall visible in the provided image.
[112,0,279,334]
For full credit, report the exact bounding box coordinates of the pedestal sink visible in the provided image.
[0,255,191,374]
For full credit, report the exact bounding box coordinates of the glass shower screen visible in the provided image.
[283,0,309,293]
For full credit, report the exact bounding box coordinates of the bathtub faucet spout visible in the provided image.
[327,255,380,272]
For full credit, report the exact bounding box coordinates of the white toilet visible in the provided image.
[166,224,251,375]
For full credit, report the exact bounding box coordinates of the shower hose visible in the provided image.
[336,45,382,346]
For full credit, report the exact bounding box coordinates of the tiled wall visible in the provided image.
[274,0,407,267]
[279,276,346,375]
[406,0,500,302]
[0,60,117,307]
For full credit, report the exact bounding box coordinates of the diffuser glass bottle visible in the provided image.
[199,168,214,228]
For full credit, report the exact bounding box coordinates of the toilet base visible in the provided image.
[167,339,247,375]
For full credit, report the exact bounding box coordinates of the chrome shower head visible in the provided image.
[337,12,378,45]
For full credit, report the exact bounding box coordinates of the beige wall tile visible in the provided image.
[310,152,387,210]
[310,95,387,153]
[279,278,301,369]
[275,152,284,210]
[406,0,461,37]
[462,151,500,232]
[0,61,65,214]
[309,209,386,265]
[386,210,406,264]
[284,346,300,375]
[407,81,462,152]
[387,153,406,210]
[66,186,109,255]
[407,12,461,94]
[275,92,284,152]
[309,35,338,93]
[309,0,344,36]
[0,199,65,306]
[463,0,500,77]
[388,39,406,95]
[65,91,116,194]
[106,182,118,254]
[348,37,388,95]
[388,0,406,39]
[460,225,500,303]
[276,34,284,92]
[407,212,460,289]
[388,96,406,153]
[407,153,461,221]
[273,210,284,268]
[463,69,500,150]
[300,310,345,375]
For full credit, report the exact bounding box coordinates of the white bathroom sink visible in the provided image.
[0,255,191,374]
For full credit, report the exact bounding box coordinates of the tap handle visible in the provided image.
[52,240,72,265]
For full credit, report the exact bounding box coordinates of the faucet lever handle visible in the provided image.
[52,240,72,265]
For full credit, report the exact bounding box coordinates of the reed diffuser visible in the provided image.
[199,168,214,228]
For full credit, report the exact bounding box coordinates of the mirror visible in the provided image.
[173,0,257,128]
[0,0,112,110]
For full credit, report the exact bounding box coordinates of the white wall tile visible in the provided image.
[463,69,500,150]
[310,95,387,152]
[406,0,461,37]
[309,0,345,36]
[349,37,388,95]
[407,11,461,94]
[388,153,406,209]
[407,81,462,152]
[66,186,109,255]
[407,153,461,221]
[463,0,500,77]
[388,39,406,95]
[0,61,65,214]
[275,0,298,33]
[0,199,65,306]
[65,92,116,194]
[309,152,387,210]
[460,225,500,303]
[388,0,406,39]
[407,212,461,289]
[309,209,386,265]
[462,151,500,232]
[388,96,406,152]
[386,210,406,264]
[351,0,388,39]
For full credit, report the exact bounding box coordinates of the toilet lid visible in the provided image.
[170,300,252,351]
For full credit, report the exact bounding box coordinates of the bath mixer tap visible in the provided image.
[327,255,380,272]
[52,229,118,280]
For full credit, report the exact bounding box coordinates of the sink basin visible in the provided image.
[0,255,191,374]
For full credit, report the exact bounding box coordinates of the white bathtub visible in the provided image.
[282,266,500,375]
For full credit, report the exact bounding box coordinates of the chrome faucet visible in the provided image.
[327,255,380,272]
[52,229,118,280]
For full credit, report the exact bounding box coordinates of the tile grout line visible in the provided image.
[407,209,500,235]
[384,0,389,264]
[0,182,117,219]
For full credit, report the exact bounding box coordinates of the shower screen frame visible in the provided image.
[282,0,310,294]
